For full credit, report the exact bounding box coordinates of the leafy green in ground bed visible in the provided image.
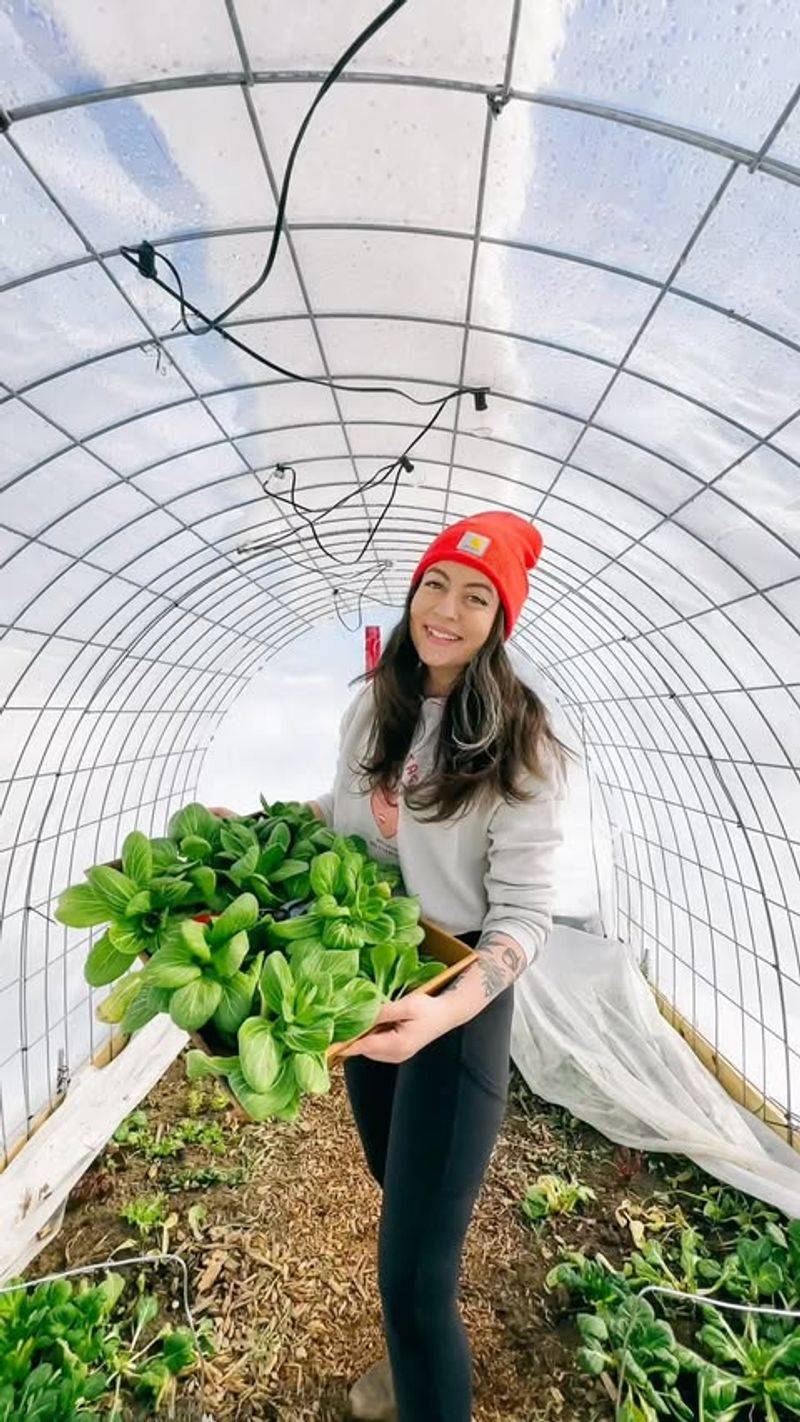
[542,1168,800,1422]
[0,1271,210,1420]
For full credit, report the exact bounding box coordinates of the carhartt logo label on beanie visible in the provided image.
[410,510,544,640]
[457,530,491,557]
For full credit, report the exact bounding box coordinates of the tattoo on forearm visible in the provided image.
[476,931,526,1001]
[439,931,527,1004]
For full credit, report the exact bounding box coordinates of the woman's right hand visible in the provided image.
[207,805,237,818]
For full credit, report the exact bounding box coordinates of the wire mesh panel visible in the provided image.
[1,0,799,1164]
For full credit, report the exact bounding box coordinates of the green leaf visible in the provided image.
[268,912,322,941]
[168,802,219,844]
[309,851,341,899]
[124,889,152,916]
[283,1017,335,1054]
[766,1377,800,1411]
[387,943,418,997]
[180,834,213,861]
[239,1018,282,1092]
[135,1294,159,1331]
[257,842,287,876]
[370,941,397,995]
[294,1052,330,1095]
[122,830,153,888]
[314,893,349,919]
[54,882,111,928]
[314,947,360,990]
[393,924,426,949]
[121,985,171,1034]
[180,917,212,962]
[86,864,138,914]
[185,1049,236,1081]
[577,1312,608,1343]
[278,870,311,902]
[331,980,383,1042]
[696,1325,740,1365]
[189,865,217,902]
[229,844,259,881]
[267,822,292,856]
[212,972,256,1037]
[169,977,223,1031]
[208,892,259,947]
[139,942,203,989]
[96,972,143,1024]
[259,951,295,1018]
[294,975,319,1019]
[334,856,358,902]
[107,920,149,957]
[322,917,366,951]
[402,961,444,993]
[361,912,397,945]
[161,1327,196,1374]
[85,932,134,987]
[221,821,258,857]
[287,941,328,984]
[575,1345,606,1378]
[151,837,181,871]
[227,1057,297,1122]
[150,876,193,908]
[384,895,422,930]
[269,857,309,884]
[211,929,250,980]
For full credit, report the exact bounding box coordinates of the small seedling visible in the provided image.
[120,1192,171,1239]
[522,1174,597,1223]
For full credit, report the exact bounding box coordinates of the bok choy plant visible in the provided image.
[55,831,196,986]
[185,943,384,1122]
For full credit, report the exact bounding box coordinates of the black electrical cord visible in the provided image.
[121,243,489,414]
[119,0,490,575]
[122,1,407,337]
[216,0,408,327]
[237,385,454,567]
[122,249,487,581]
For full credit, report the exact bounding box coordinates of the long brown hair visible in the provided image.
[350,589,576,824]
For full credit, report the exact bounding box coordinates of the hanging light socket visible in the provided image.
[473,388,489,413]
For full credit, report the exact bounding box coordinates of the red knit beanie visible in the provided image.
[410,511,543,639]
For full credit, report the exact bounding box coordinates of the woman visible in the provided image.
[213,510,571,1422]
[316,511,571,1422]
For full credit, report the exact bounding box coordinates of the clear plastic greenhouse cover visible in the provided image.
[1,0,800,1239]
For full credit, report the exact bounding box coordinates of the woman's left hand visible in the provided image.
[339,992,451,1064]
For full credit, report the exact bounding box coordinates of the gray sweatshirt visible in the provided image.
[313,682,566,967]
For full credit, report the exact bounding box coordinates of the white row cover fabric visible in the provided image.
[513,924,800,1218]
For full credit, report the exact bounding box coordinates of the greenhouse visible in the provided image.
[1,1,800,1418]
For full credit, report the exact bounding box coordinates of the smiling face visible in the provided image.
[409,559,502,693]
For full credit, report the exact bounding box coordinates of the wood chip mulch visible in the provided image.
[27,1054,656,1421]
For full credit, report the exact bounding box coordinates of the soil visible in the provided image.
[26,1056,672,1422]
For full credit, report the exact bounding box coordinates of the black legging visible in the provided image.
[343,931,515,1422]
